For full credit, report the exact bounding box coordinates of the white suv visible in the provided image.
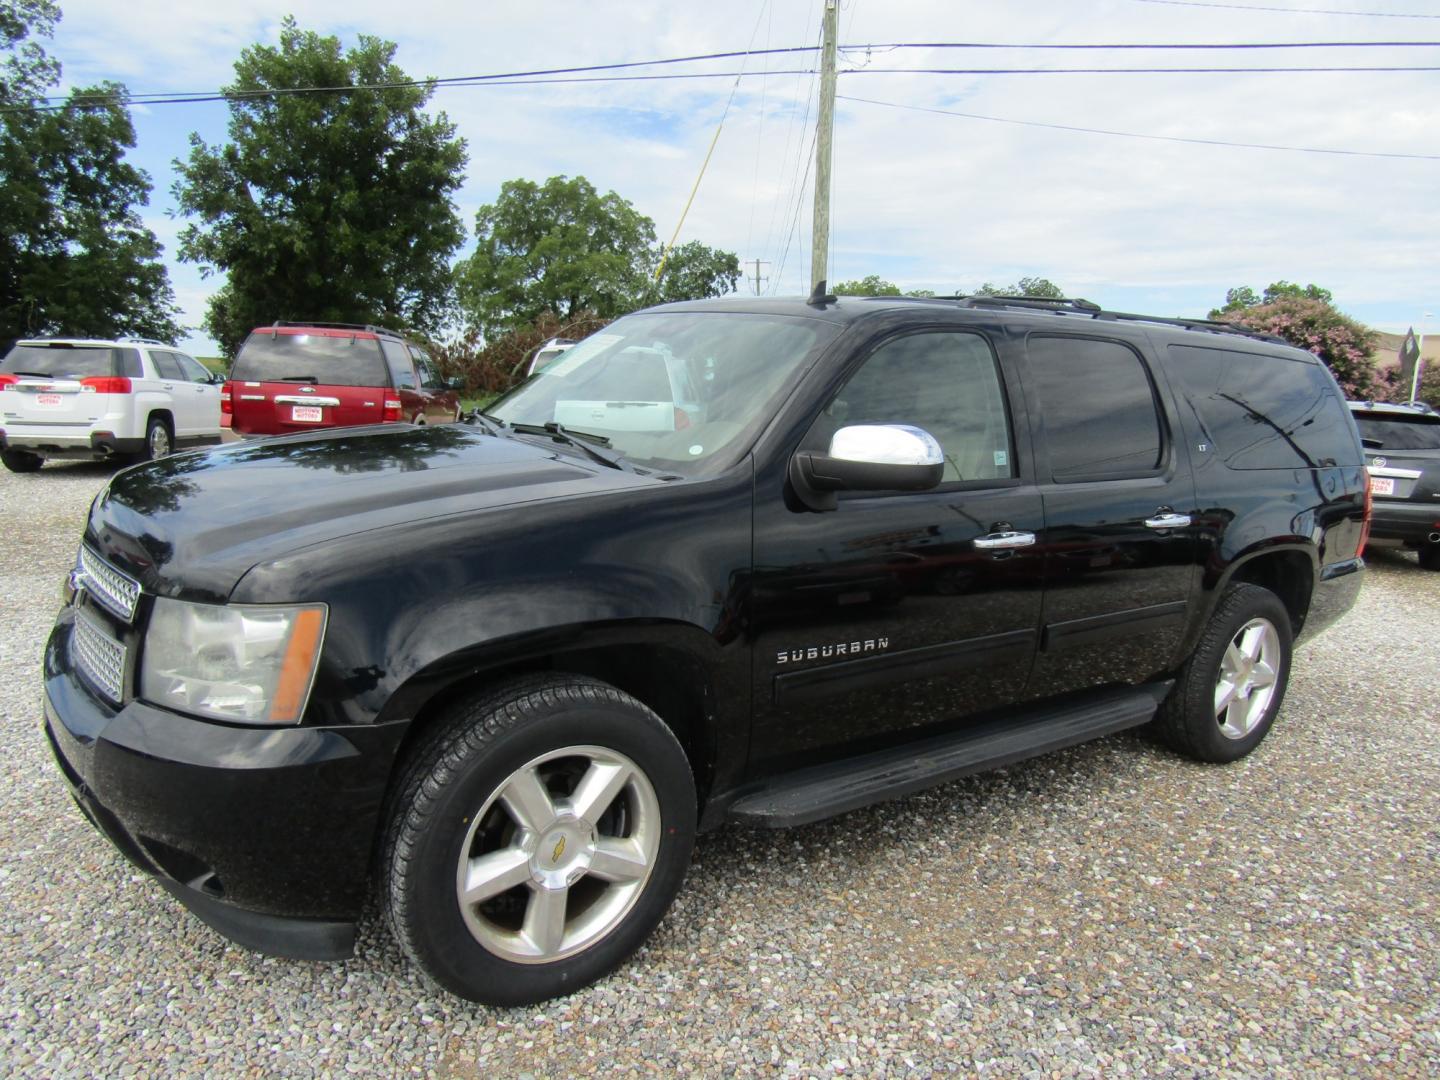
[0,338,223,472]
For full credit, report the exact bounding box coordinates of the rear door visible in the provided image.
[230,329,387,434]
[411,348,458,423]
[175,353,222,435]
[1019,332,1201,697]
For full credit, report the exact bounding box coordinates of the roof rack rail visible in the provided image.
[944,295,1290,346]
[270,320,397,335]
[117,337,168,346]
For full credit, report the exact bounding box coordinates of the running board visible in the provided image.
[727,683,1171,828]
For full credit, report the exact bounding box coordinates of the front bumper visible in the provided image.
[2,429,144,460]
[43,608,407,960]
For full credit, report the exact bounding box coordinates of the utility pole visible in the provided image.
[810,0,838,292]
[747,258,771,296]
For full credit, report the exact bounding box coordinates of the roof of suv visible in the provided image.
[12,337,174,348]
[248,322,406,341]
[659,293,1305,354]
[1348,400,1438,418]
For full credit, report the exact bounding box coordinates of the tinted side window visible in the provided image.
[176,354,212,383]
[819,331,1014,484]
[1168,345,1355,469]
[117,348,143,379]
[382,340,416,389]
[151,351,185,380]
[1028,336,1163,481]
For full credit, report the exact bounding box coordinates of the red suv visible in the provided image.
[223,323,462,436]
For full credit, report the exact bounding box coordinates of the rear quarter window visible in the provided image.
[232,333,389,387]
[1167,345,1357,469]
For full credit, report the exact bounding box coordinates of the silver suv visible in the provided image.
[0,338,223,472]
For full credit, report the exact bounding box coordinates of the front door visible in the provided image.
[749,327,1046,774]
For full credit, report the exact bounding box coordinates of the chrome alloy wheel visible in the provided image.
[1214,617,1281,740]
[148,422,171,457]
[454,745,660,964]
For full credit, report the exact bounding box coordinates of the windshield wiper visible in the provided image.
[472,411,507,435]
[6,370,53,378]
[510,421,630,471]
[278,374,319,383]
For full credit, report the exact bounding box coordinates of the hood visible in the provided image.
[85,424,660,601]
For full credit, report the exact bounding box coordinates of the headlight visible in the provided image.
[140,597,328,725]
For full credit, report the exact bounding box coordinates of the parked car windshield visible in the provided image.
[232,332,390,387]
[488,311,840,475]
[1353,413,1440,451]
[2,344,121,378]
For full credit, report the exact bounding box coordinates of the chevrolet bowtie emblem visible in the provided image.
[551,836,567,863]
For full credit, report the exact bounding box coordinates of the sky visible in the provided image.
[35,0,1440,356]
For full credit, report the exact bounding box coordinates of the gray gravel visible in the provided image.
[2,458,1438,1078]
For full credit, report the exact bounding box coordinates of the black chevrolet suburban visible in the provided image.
[43,292,1368,1005]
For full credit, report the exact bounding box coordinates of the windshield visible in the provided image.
[489,311,840,475]
[232,332,389,387]
[3,344,122,378]
[1354,414,1440,451]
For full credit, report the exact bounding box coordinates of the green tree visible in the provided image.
[1218,295,1384,399]
[0,1,181,343]
[173,18,467,357]
[651,240,741,306]
[455,175,740,337]
[1211,280,1333,317]
[833,274,902,297]
[973,276,1065,299]
[832,275,935,298]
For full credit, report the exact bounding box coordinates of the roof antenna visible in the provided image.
[807,279,837,308]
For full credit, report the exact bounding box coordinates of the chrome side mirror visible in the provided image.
[790,424,945,511]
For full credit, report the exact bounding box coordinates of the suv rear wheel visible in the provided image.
[1418,543,1440,571]
[383,675,696,1005]
[1,448,43,473]
[141,415,172,461]
[1157,583,1293,763]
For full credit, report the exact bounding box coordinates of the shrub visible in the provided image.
[424,311,615,398]
[1218,297,1385,399]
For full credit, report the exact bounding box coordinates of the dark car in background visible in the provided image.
[1349,400,1440,569]
[224,322,461,436]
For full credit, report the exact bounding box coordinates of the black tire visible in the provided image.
[1419,543,1440,572]
[1156,583,1293,763]
[383,674,696,1006]
[1,448,43,473]
[140,415,172,461]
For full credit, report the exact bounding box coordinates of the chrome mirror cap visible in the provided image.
[830,424,943,467]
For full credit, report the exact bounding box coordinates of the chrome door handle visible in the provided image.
[1144,513,1191,529]
[973,531,1036,550]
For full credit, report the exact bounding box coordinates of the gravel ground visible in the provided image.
[1,459,1437,1079]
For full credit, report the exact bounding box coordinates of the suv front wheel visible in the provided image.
[1157,583,1293,763]
[383,675,696,1005]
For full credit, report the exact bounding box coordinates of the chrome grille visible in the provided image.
[72,611,127,704]
[77,545,140,623]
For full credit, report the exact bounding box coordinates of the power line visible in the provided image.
[9,38,1440,114]
[1130,0,1440,17]
[838,93,1440,160]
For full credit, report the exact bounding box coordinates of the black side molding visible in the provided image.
[728,683,1171,828]
[1042,600,1188,652]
